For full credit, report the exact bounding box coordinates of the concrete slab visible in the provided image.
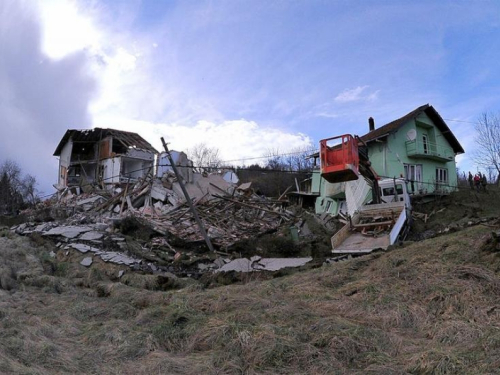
[151,180,169,202]
[217,258,253,273]
[252,257,312,271]
[80,231,104,241]
[43,226,93,239]
[216,257,312,273]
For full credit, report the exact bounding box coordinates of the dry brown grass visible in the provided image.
[0,224,499,374]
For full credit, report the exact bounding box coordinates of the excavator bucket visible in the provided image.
[320,134,360,183]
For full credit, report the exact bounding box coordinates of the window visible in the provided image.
[436,168,448,184]
[404,164,423,193]
[325,200,332,212]
[382,184,404,197]
[422,134,429,154]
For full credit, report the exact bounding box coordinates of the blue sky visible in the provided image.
[1,0,499,194]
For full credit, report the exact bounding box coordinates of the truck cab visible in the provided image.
[378,178,412,211]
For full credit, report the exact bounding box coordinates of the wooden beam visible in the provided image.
[161,137,215,253]
[353,220,394,228]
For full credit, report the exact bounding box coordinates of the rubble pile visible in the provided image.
[13,171,310,276]
[51,172,294,250]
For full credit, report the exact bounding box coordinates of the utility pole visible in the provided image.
[160,137,215,252]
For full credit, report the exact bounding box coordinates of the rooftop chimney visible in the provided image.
[369,117,375,132]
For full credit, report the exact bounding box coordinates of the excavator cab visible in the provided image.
[320,134,360,183]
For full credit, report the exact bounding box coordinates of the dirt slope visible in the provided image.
[0,218,499,374]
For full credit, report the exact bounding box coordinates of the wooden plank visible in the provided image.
[353,220,394,228]
[161,137,215,253]
[119,179,130,215]
[278,185,293,201]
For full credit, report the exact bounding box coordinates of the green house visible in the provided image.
[360,104,464,195]
[301,104,465,215]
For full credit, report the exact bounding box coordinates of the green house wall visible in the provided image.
[311,170,346,214]
[367,113,458,194]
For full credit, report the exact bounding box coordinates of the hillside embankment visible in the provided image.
[0,187,499,374]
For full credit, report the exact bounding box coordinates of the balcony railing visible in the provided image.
[405,140,454,161]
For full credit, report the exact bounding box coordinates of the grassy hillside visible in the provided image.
[0,221,499,374]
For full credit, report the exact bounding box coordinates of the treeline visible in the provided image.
[236,148,316,197]
[186,144,316,197]
[0,160,39,215]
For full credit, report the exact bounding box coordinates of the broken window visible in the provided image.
[71,143,96,161]
[112,140,128,155]
[68,166,81,177]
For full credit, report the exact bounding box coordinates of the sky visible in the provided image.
[1,0,500,195]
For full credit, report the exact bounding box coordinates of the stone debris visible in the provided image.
[80,257,93,267]
[99,252,139,265]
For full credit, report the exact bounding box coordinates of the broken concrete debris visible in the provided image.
[13,166,318,278]
[80,257,93,267]
[42,225,93,239]
[217,256,312,273]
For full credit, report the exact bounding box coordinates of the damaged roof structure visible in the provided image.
[53,128,158,192]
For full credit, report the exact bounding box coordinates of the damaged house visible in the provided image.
[294,104,465,216]
[53,128,158,191]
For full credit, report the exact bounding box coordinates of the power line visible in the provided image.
[443,118,477,124]
[216,148,319,164]
[38,162,315,200]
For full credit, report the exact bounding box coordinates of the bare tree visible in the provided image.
[264,148,284,170]
[473,112,500,185]
[187,143,222,172]
[283,146,316,172]
[0,159,22,192]
[22,174,39,206]
[487,166,498,184]
[0,160,39,213]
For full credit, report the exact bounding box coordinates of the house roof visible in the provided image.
[53,128,158,156]
[360,104,465,154]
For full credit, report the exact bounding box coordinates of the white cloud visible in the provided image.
[334,86,379,103]
[95,116,314,164]
[315,112,339,119]
[36,0,314,168]
[38,0,101,59]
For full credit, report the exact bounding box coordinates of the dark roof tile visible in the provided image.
[360,104,464,154]
[53,128,158,156]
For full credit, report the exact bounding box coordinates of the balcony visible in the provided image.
[405,140,455,162]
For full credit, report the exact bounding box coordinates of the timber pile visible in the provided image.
[354,213,396,237]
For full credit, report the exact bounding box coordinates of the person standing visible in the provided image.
[474,173,481,192]
[481,174,488,192]
[468,171,474,190]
